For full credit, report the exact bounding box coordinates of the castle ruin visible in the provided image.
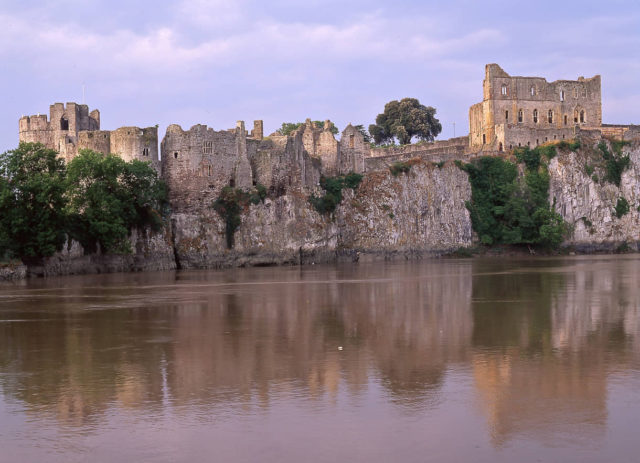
[18,64,639,213]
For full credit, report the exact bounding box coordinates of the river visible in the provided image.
[1,256,639,462]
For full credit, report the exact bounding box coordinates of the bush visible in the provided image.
[557,139,581,152]
[598,141,630,187]
[461,156,567,248]
[213,185,268,248]
[584,164,594,176]
[390,161,411,176]
[309,172,363,215]
[614,197,630,219]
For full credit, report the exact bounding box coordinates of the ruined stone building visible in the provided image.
[19,102,159,169]
[18,64,639,207]
[469,64,602,151]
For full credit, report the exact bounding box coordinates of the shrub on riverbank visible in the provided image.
[461,152,567,248]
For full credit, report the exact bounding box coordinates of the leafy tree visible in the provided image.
[0,142,67,262]
[369,98,442,145]
[276,121,339,136]
[65,149,167,254]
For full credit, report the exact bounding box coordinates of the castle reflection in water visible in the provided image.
[1,257,639,448]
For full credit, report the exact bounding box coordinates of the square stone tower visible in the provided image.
[469,64,602,151]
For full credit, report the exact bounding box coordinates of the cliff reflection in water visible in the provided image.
[0,257,639,448]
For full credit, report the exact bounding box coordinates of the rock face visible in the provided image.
[172,159,473,268]
[24,227,176,278]
[549,139,640,250]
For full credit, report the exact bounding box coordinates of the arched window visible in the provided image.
[501,84,507,95]
[518,109,523,123]
[530,86,535,96]
[548,110,553,124]
[560,90,565,101]
[60,117,69,130]
[533,109,538,124]
[580,110,585,123]
[498,142,503,152]
[574,110,579,123]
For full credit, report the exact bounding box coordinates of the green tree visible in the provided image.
[276,121,339,136]
[65,149,167,254]
[369,98,442,145]
[0,142,67,262]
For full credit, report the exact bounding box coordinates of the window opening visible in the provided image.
[533,109,538,124]
[505,110,509,121]
[60,117,69,130]
[142,148,149,157]
[580,110,585,123]
[501,84,507,96]
[564,115,568,125]
[174,152,178,159]
[518,109,523,123]
[548,110,553,124]
[560,90,565,101]
[349,134,354,148]
[203,141,213,154]
[530,86,535,96]
[482,134,486,144]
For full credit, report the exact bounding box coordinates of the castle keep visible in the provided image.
[469,64,602,151]
[18,64,639,213]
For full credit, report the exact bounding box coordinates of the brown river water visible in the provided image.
[1,256,639,462]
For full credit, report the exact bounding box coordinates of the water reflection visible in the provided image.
[1,256,640,461]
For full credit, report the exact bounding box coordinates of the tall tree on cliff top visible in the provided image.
[0,142,67,262]
[369,98,442,145]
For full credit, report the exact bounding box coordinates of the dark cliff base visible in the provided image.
[445,241,640,258]
[5,243,640,282]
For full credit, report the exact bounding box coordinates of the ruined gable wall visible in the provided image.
[337,125,366,174]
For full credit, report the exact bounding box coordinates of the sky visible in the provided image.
[1,0,639,153]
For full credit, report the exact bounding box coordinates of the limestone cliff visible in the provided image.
[549,140,640,250]
[171,160,473,268]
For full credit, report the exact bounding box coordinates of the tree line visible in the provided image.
[0,143,167,263]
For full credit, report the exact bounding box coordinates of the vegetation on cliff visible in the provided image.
[369,98,442,145]
[461,146,567,248]
[212,185,267,249]
[309,172,363,216]
[597,140,630,187]
[0,143,167,261]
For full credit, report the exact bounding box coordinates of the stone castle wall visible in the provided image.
[19,102,159,168]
